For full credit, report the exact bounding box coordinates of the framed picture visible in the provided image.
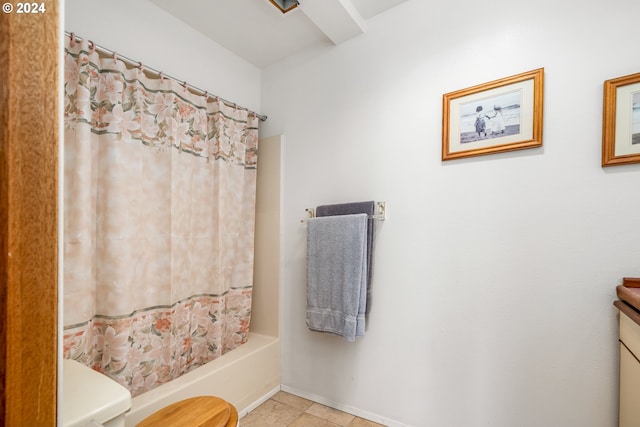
[442,68,544,161]
[602,72,640,167]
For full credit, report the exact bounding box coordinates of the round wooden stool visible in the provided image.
[136,396,239,427]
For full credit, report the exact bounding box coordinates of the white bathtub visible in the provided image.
[124,333,280,426]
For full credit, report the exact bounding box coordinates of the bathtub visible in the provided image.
[124,333,280,426]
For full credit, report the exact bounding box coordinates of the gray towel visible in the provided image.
[306,214,368,341]
[315,201,375,313]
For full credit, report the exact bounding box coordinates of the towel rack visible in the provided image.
[302,201,386,222]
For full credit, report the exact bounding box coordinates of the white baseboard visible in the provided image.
[238,385,281,419]
[280,385,409,427]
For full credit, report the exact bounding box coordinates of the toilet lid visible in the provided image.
[136,396,236,427]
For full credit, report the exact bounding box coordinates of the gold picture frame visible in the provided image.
[602,72,640,167]
[442,68,544,161]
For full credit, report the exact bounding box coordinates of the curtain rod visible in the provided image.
[64,31,267,122]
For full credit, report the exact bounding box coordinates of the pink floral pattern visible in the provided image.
[63,291,252,396]
[63,38,258,397]
[62,46,259,165]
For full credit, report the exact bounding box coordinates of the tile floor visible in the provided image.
[240,391,386,427]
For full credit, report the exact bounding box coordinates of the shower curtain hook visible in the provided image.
[182,81,189,92]
[69,32,76,47]
[137,61,144,74]
[113,51,118,64]
[88,40,96,54]
[159,71,165,83]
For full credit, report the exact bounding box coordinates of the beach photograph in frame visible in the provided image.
[602,71,640,166]
[442,68,544,161]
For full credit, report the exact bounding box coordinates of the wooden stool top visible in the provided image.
[136,396,238,427]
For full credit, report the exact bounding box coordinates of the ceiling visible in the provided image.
[150,0,408,69]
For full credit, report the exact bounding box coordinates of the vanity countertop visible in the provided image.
[615,278,640,326]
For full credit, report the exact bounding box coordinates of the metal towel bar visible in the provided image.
[302,202,386,223]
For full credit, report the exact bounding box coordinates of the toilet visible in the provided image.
[62,359,132,427]
[136,396,239,427]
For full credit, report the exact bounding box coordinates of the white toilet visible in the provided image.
[62,359,132,427]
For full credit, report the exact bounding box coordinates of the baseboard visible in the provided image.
[280,385,409,427]
[238,385,281,419]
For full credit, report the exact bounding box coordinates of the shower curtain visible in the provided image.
[62,38,259,396]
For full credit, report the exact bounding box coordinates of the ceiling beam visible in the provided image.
[298,0,365,45]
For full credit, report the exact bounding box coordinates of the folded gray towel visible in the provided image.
[306,214,368,341]
[315,201,375,313]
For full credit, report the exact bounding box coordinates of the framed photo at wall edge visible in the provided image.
[602,72,640,167]
[442,68,544,161]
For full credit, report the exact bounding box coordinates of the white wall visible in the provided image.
[261,0,640,425]
[64,0,261,113]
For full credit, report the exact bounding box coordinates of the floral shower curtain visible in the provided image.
[62,38,259,397]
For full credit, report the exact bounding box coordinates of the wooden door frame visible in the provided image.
[0,1,59,425]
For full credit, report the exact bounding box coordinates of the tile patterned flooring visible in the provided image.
[240,391,386,427]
